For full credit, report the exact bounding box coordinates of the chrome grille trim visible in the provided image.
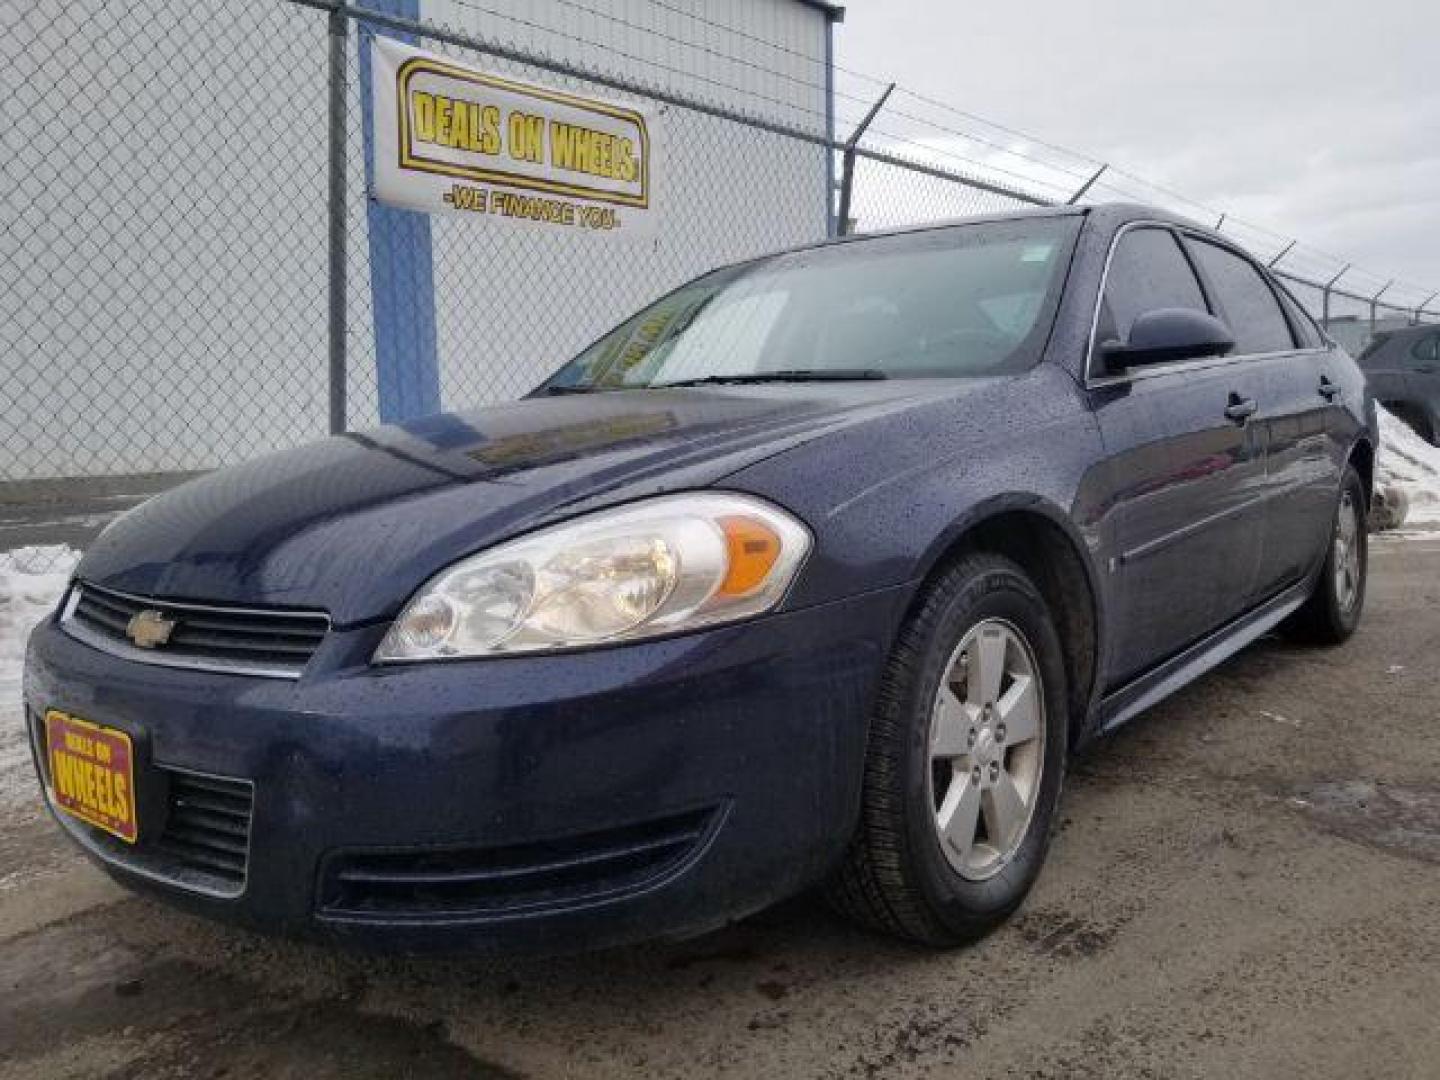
[59,582,329,680]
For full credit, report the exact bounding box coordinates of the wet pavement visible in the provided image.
[3,533,1439,1079]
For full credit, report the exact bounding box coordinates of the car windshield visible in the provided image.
[540,216,1080,391]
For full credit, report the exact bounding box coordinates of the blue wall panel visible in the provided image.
[357,0,441,423]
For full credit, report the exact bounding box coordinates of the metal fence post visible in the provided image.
[1321,264,1350,327]
[1267,239,1296,268]
[1369,280,1394,338]
[326,2,349,435]
[836,83,894,237]
[1065,164,1107,205]
[1415,292,1438,325]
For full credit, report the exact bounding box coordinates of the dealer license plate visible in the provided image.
[43,710,138,844]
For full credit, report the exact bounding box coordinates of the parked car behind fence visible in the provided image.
[1358,325,1440,445]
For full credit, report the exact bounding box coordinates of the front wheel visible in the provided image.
[1284,464,1368,645]
[825,553,1068,945]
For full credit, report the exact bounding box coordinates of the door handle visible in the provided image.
[1318,376,1342,401]
[1224,394,1258,423]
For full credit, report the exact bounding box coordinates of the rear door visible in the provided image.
[1183,237,1338,599]
[1087,225,1268,686]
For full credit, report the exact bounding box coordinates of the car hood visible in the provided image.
[77,384,939,625]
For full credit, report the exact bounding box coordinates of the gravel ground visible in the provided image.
[3,533,1438,1080]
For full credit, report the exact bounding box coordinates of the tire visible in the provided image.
[825,552,1068,946]
[1284,464,1368,645]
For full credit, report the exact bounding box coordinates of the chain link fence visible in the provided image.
[3,0,843,496]
[4,0,1438,548]
[2,0,331,484]
[343,4,831,420]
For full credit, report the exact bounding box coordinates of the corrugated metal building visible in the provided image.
[2,0,842,481]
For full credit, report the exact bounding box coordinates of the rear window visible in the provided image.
[1186,240,1296,355]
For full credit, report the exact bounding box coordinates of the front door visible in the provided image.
[1087,225,1267,686]
[1091,364,1268,685]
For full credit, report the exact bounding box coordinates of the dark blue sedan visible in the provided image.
[25,204,1375,952]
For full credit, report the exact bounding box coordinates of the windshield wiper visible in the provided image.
[653,369,889,388]
[537,383,612,395]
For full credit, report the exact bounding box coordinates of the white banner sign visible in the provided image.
[370,38,657,237]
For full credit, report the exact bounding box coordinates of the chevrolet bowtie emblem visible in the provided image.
[126,609,177,649]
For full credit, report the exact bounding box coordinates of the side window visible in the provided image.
[1186,240,1296,354]
[1408,334,1439,369]
[1275,286,1324,349]
[1098,228,1208,347]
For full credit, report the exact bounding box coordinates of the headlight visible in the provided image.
[375,492,811,661]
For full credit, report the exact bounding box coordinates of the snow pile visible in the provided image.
[1,545,80,810]
[1377,407,1440,526]
[0,545,78,671]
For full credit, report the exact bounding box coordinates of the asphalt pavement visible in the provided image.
[2,532,1438,1079]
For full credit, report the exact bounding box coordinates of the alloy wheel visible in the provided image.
[1333,490,1362,613]
[927,618,1046,881]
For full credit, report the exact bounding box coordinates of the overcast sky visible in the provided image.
[834,0,1440,300]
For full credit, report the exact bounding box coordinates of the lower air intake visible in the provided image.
[319,806,720,919]
[154,770,254,892]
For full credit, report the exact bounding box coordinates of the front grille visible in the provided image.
[153,771,254,892]
[320,806,721,919]
[63,581,329,678]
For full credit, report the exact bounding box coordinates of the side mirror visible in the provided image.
[1102,308,1235,372]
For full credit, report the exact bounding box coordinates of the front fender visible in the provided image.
[725,366,1105,613]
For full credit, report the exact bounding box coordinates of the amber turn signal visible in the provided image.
[718,515,783,598]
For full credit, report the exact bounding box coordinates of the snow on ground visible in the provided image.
[1377,406,1440,526]
[1,545,79,811]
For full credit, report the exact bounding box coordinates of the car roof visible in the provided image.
[772,201,1220,259]
[702,202,1250,289]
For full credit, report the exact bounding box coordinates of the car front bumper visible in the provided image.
[23,585,907,954]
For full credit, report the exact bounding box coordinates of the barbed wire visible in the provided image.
[887,86,1104,171]
[858,128,1079,201]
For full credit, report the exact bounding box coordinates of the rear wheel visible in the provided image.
[825,553,1068,945]
[1285,465,1368,644]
